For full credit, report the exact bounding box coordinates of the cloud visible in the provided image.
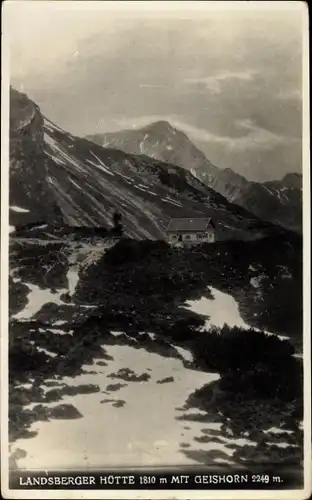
[103,114,298,153]
[139,84,167,89]
[184,70,257,94]
[277,89,302,100]
[98,114,181,132]
[138,117,297,153]
[231,119,299,150]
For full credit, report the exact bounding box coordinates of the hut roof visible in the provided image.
[166,217,215,232]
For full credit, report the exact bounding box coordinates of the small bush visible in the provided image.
[169,315,206,341]
[103,238,169,267]
[219,357,302,402]
[192,326,295,374]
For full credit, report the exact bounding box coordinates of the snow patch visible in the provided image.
[147,332,157,341]
[47,328,73,336]
[44,149,67,167]
[220,223,237,231]
[187,289,289,341]
[185,287,250,330]
[116,172,132,182]
[29,224,48,231]
[67,269,79,296]
[10,344,220,469]
[12,270,79,321]
[37,347,57,358]
[262,186,273,195]
[161,198,183,207]
[44,132,57,148]
[87,158,114,177]
[264,427,293,435]
[10,206,30,213]
[69,178,82,191]
[135,185,149,193]
[47,140,85,174]
[266,442,297,449]
[172,345,193,362]
[44,119,66,134]
[89,151,114,176]
[12,284,69,321]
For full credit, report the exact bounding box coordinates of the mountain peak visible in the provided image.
[143,120,176,133]
[10,87,37,131]
[281,172,302,189]
[282,172,302,181]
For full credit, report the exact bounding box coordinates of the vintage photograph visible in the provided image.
[2,0,310,498]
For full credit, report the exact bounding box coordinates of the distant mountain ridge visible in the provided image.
[87,121,302,233]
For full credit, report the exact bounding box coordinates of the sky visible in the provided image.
[6,1,306,182]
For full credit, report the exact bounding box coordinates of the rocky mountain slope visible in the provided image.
[9,88,281,241]
[9,88,64,228]
[87,121,302,233]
